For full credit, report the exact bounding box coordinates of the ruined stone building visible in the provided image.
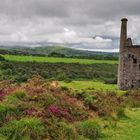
[118,18,140,90]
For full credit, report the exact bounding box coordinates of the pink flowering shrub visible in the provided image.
[25,107,43,117]
[0,87,18,101]
[58,94,88,121]
[46,105,72,121]
[24,75,47,95]
[0,80,15,101]
[0,90,7,101]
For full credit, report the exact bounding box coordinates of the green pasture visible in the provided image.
[103,108,140,140]
[60,80,117,91]
[59,80,126,95]
[2,54,118,64]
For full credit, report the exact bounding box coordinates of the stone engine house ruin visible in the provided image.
[118,18,140,90]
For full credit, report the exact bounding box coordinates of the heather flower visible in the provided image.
[25,107,43,117]
[0,90,7,101]
[46,105,72,121]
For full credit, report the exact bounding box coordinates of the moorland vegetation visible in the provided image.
[0,75,139,140]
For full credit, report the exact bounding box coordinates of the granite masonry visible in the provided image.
[118,18,140,90]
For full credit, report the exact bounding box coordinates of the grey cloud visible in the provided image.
[1,0,140,20]
[0,0,71,18]
[0,0,140,51]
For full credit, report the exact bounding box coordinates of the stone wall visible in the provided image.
[119,46,140,89]
[118,18,140,90]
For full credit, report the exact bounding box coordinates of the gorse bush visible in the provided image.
[76,120,102,140]
[0,118,45,140]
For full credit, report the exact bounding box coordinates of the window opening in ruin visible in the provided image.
[125,80,127,84]
[132,55,134,58]
[133,58,137,64]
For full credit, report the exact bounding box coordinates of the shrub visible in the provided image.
[0,104,12,123]
[25,107,44,117]
[40,94,56,107]
[0,91,28,123]
[4,90,27,104]
[0,90,7,101]
[25,75,47,94]
[0,80,11,91]
[58,94,88,121]
[128,89,140,107]
[45,118,77,140]
[0,102,25,124]
[0,55,5,61]
[46,105,71,121]
[91,93,126,119]
[103,78,117,84]
[61,86,69,91]
[76,120,102,140]
[59,122,77,140]
[1,61,117,83]
[74,91,86,100]
[84,95,96,106]
[0,118,45,140]
[12,90,27,100]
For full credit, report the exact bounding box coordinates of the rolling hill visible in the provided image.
[0,45,118,59]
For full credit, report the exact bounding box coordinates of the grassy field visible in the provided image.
[60,81,126,95]
[2,54,118,64]
[60,81,117,91]
[103,108,140,140]
[60,80,140,140]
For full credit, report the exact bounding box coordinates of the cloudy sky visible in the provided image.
[0,0,140,52]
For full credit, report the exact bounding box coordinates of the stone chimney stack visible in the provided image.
[118,18,128,90]
[120,18,128,51]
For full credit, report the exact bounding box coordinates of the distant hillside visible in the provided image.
[0,46,118,60]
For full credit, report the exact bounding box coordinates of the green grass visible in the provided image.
[2,55,118,64]
[60,81,126,95]
[103,108,140,140]
[60,81,117,91]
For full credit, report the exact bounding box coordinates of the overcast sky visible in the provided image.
[0,0,140,51]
